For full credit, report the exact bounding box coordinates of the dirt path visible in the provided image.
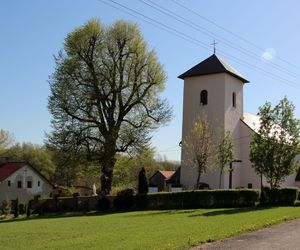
[190,218,300,250]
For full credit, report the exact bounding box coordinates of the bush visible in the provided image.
[263,187,298,205]
[113,189,134,210]
[136,189,259,210]
[13,198,19,218]
[1,199,11,216]
[98,196,111,211]
[135,194,148,209]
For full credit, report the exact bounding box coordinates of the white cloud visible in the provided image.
[261,48,276,62]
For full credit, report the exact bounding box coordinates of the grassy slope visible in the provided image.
[1,207,300,250]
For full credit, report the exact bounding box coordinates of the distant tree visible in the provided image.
[183,116,216,189]
[250,97,300,188]
[47,19,172,193]
[0,129,14,150]
[112,147,161,189]
[217,130,234,188]
[138,167,148,194]
[0,143,56,180]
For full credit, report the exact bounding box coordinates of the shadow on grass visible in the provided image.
[191,206,273,217]
[122,209,197,218]
[0,210,126,224]
[0,206,276,223]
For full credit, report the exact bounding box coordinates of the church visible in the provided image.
[179,54,300,189]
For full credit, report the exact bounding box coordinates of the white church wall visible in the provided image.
[180,73,227,189]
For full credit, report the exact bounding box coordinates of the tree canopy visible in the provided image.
[250,97,300,188]
[47,19,172,193]
[0,143,56,180]
[217,130,234,188]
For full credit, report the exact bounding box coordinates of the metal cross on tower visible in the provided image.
[211,40,218,54]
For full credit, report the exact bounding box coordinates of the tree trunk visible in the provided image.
[196,169,201,189]
[219,167,223,189]
[100,138,117,194]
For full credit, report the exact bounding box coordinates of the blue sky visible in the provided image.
[1,0,300,161]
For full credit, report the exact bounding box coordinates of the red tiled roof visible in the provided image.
[159,170,176,180]
[0,162,25,181]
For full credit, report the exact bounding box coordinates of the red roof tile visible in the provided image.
[0,162,25,181]
[159,170,176,180]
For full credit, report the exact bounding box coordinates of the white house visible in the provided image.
[0,161,54,203]
[179,54,300,189]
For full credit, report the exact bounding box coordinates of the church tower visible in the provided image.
[179,54,249,189]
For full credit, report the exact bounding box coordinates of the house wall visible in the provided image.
[149,172,166,191]
[0,165,53,204]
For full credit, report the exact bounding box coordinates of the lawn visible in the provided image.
[1,207,300,250]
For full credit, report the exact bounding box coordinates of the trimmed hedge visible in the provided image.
[136,189,260,209]
[263,187,298,205]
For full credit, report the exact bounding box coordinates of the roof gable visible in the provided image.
[178,54,249,83]
[0,162,25,182]
[0,161,54,187]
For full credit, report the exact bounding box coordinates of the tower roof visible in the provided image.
[178,54,249,83]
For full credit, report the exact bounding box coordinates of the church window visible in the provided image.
[232,92,236,108]
[200,90,208,105]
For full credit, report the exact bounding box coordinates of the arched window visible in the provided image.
[200,90,208,105]
[232,92,236,108]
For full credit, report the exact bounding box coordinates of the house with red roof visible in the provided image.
[149,168,181,192]
[0,161,54,204]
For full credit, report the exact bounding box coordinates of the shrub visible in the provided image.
[13,198,19,218]
[135,194,148,209]
[138,167,148,194]
[98,196,111,211]
[19,204,26,215]
[137,189,259,210]
[1,199,11,216]
[113,188,134,210]
[264,187,298,205]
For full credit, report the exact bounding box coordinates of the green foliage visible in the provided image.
[113,188,135,210]
[47,19,172,193]
[217,129,234,188]
[0,143,56,180]
[138,167,149,194]
[250,97,300,188]
[263,187,298,205]
[139,189,259,209]
[112,147,161,190]
[1,199,11,216]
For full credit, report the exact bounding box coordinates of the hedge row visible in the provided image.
[262,187,298,205]
[136,189,260,209]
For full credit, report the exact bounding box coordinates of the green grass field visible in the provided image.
[1,207,300,250]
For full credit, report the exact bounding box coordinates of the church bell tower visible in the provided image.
[179,54,249,189]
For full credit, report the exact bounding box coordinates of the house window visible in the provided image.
[7,180,11,187]
[27,181,32,188]
[247,183,252,189]
[200,90,208,105]
[38,181,40,187]
[232,92,236,108]
[17,181,22,188]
